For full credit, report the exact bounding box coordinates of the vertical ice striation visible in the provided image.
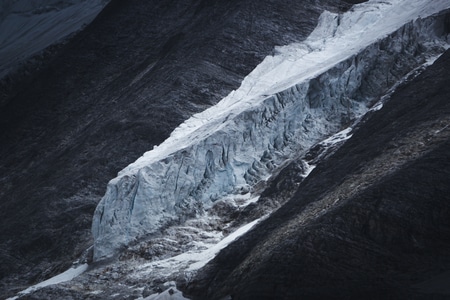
[92,0,450,260]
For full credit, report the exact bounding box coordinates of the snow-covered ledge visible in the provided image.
[6,264,88,300]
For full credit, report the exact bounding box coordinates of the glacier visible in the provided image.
[92,0,450,261]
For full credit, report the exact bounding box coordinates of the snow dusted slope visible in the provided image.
[6,264,88,300]
[92,0,450,260]
[0,0,108,78]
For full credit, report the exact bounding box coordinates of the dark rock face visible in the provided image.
[181,49,450,300]
[0,0,361,297]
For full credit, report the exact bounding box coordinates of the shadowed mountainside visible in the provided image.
[182,49,450,300]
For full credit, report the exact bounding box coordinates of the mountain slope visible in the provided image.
[13,18,450,300]
[182,47,450,300]
[9,1,448,299]
[0,0,362,297]
[0,0,108,78]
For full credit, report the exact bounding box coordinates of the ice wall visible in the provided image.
[92,1,450,260]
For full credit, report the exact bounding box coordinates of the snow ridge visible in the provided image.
[6,264,88,300]
[92,0,450,260]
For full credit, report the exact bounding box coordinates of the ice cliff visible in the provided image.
[92,0,450,260]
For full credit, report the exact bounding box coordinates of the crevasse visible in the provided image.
[92,0,450,260]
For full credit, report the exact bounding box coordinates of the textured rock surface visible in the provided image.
[0,0,109,79]
[0,0,361,297]
[181,48,450,300]
[92,6,450,260]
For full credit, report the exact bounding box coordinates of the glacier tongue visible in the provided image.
[92,0,450,261]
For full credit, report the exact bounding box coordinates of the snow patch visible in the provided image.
[135,218,260,277]
[143,286,189,300]
[7,264,88,300]
[320,127,353,148]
